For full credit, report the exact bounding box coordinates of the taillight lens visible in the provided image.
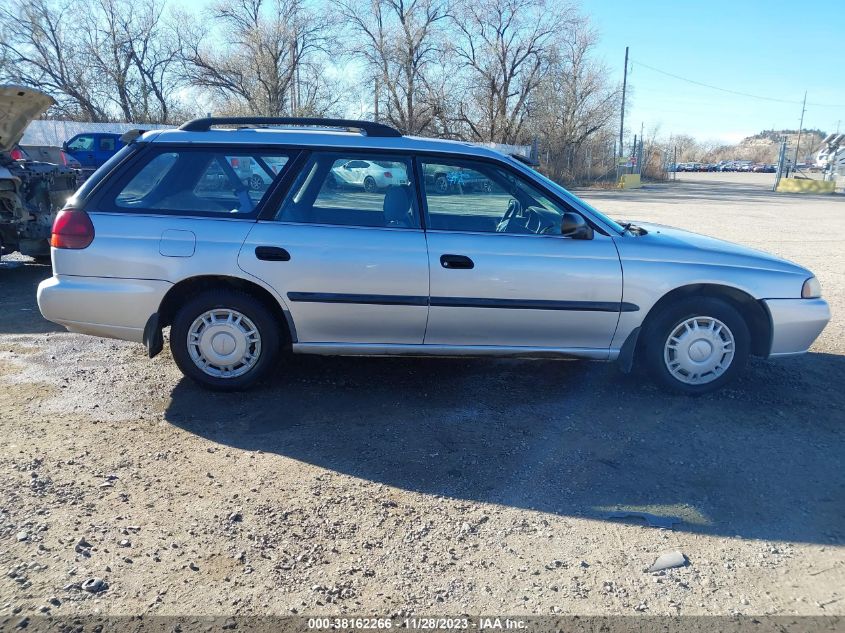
[384,171,393,178]
[230,158,240,168]
[50,209,95,249]
[10,147,24,160]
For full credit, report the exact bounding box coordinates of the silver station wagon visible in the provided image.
[37,117,830,394]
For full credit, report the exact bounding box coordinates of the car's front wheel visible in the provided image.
[363,176,377,193]
[170,289,280,391]
[641,297,750,395]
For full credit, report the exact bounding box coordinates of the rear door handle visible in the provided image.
[440,254,474,269]
[255,246,291,261]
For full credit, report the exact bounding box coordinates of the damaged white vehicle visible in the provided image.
[0,85,77,260]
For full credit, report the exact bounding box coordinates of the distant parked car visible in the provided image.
[63,132,125,173]
[21,144,82,171]
[328,158,408,192]
[245,156,290,190]
[424,163,492,194]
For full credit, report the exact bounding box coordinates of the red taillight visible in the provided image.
[230,158,240,168]
[10,148,24,160]
[50,209,94,249]
[60,151,69,165]
[384,171,393,178]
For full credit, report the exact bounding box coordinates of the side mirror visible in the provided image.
[561,212,594,240]
[62,141,69,152]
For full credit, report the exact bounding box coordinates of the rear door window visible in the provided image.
[109,149,292,216]
[276,152,418,228]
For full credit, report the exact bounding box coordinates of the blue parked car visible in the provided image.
[63,132,125,174]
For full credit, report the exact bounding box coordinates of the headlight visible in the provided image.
[802,276,822,299]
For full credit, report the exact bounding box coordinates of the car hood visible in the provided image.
[624,221,810,275]
[0,85,55,152]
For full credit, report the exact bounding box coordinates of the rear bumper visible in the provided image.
[37,275,171,343]
[764,298,830,357]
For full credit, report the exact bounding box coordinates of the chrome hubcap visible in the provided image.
[187,308,261,378]
[664,316,735,385]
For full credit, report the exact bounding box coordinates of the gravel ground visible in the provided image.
[0,173,842,619]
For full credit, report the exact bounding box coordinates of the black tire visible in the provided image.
[248,174,264,191]
[169,289,280,391]
[641,296,750,395]
[434,174,450,194]
[363,176,377,193]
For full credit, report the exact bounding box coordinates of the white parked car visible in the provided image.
[329,158,409,192]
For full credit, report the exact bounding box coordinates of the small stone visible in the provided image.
[740,597,749,605]
[49,597,61,606]
[189,562,199,571]
[16,531,29,542]
[81,577,107,593]
[119,539,131,547]
[74,537,92,553]
[647,551,687,572]
[228,511,243,522]
[460,522,471,533]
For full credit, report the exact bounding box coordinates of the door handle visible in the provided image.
[440,254,474,269]
[255,246,291,261]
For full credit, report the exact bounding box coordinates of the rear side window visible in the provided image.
[99,136,116,151]
[276,152,418,229]
[110,149,291,215]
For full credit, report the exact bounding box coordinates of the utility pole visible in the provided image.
[374,78,380,123]
[618,46,629,160]
[792,91,807,171]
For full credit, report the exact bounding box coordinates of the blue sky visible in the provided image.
[174,0,845,143]
[587,0,845,142]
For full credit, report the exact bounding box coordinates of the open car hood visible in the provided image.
[0,85,55,152]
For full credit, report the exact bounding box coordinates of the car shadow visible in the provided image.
[165,350,845,545]
[0,262,61,334]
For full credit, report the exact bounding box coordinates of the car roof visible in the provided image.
[139,128,508,160]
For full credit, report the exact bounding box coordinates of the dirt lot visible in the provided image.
[0,173,843,620]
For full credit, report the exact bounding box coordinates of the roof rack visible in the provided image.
[510,153,540,167]
[178,117,402,138]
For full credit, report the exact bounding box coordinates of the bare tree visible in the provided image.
[0,0,108,120]
[333,0,449,135]
[83,0,183,122]
[530,23,620,181]
[180,0,335,116]
[1,0,184,123]
[452,0,572,144]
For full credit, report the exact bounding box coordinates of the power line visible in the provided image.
[630,59,845,108]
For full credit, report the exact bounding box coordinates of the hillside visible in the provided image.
[721,129,827,163]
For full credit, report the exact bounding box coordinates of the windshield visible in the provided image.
[509,158,625,234]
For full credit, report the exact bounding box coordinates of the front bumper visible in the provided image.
[763,298,831,357]
[37,275,171,343]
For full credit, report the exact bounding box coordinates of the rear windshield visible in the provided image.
[107,148,292,215]
[74,145,137,202]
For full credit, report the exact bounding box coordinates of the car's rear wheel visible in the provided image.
[248,174,264,191]
[434,174,449,194]
[641,297,750,395]
[363,176,377,193]
[170,289,280,391]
